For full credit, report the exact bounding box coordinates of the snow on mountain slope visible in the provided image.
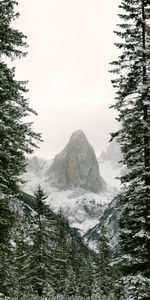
[99,159,121,190]
[20,157,119,235]
[45,188,115,235]
[21,156,53,195]
[20,137,122,235]
[99,139,122,190]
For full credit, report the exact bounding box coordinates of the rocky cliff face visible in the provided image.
[84,197,119,249]
[100,139,122,166]
[49,130,106,193]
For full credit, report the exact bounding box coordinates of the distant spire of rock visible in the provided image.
[49,130,106,193]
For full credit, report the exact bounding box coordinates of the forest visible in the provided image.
[0,0,150,299]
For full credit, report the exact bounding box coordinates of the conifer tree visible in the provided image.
[0,1,40,295]
[110,0,150,298]
[0,0,40,198]
[63,228,89,299]
[93,225,112,299]
[0,199,14,296]
[13,186,56,298]
[12,213,34,298]
[63,233,78,298]
[52,209,69,296]
[64,264,77,298]
[79,251,93,299]
[25,186,57,297]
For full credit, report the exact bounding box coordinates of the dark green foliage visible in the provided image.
[93,225,112,298]
[0,0,41,198]
[0,242,14,297]
[67,231,79,292]
[11,190,97,299]
[78,251,93,299]
[0,1,40,296]
[110,0,150,298]
[52,209,70,295]
[25,186,56,297]
[11,214,33,297]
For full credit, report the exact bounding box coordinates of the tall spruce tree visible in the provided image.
[12,212,34,298]
[23,186,57,297]
[110,0,150,298]
[0,0,40,296]
[0,0,40,198]
[53,209,69,296]
[78,249,93,299]
[93,225,112,299]
[63,244,78,299]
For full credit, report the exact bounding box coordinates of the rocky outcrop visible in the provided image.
[49,130,106,193]
[100,139,122,166]
[84,197,119,248]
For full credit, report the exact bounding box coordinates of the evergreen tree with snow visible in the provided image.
[79,251,93,299]
[0,197,14,296]
[63,228,91,298]
[110,0,150,298]
[0,0,40,295]
[93,225,112,299]
[12,213,34,298]
[23,186,57,297]
[63,233,79,298]
[0,0,40,203]
[12,186,57,298]
[64,264,77,298]
[52,208,69,296]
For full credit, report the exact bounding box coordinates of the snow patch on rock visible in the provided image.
[20,135,122,235]
[48,130,106,193]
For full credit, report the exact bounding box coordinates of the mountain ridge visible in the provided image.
[20,131,121,238]
[49,130,106,193]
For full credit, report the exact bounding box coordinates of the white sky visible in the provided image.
[14,0,120,159]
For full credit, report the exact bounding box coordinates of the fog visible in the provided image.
[14,0,120,159]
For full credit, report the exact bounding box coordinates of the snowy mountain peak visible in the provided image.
[99,139,122,166]
[49,130,106,193]
[69,130,88,143]
[20,135,121,235]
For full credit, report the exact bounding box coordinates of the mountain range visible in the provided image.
[20,130,122,248]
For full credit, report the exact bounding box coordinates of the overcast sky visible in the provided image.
[14,0,120,159]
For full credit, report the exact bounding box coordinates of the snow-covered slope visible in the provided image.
[99,140,122,190]
[83,140,123,248]
[20,136,122,235]
[21,157,116,235]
